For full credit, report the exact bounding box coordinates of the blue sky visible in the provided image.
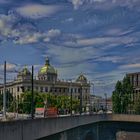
[0,0,140,97]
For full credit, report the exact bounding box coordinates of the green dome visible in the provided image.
[39,58,56,74]
[39,65,56,74]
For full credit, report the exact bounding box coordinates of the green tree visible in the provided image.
[0,91,14,111]
[122,76,133,113]
[112,81,122,113]
[6,91,14,111]
[18,91,80,114]
[112,76,132,114]
[134,97,140,114]
[0,93,3,110]
[19,91,45,114]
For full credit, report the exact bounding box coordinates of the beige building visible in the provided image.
[0,58,91,106]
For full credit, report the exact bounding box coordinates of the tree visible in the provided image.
[19,91,45,114]
[18,91,80,114]
[0,93,2,110]
[112,76,132,114]
[112,81,122,113]
[134,97,140,114]
[0,91,14,112]
[6,91,14,111]
[121,76,133,113]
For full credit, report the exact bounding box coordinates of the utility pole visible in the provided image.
[31,65,34,119]
[80,83,82,115]
[3,61,6,120]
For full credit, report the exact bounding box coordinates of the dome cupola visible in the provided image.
[38,57,57,82]
[17,66,31,80]
[76,74,87,84]
[39,57,56,75]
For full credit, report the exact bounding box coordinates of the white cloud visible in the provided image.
[63,36,137,48]
[62,17,74,23]
[57,62,94,80]
[0,13,62,44]
[14,33,41,44]
[14,29,61,44]
[0,63,16,71]
[69,0,140,10]
[47,29,61,38]
[43,37,50,42]
[70,0,84,9]
[119,63,140,69]
[0,14,17,37]
[106,27,134,36]
[15,4,62,19]
[47,44,99,64]
[96,56,123,63]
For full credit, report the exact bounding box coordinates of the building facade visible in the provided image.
[0,58,91,106]
[127,72,140,102]
[90,95,112,112]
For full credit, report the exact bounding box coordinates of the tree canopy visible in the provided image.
[112,76,133,114]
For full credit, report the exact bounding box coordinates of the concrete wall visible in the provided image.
[0,114,140,140]
[39,119,140,140]
[0,114,109,140]
[111,114,140,122]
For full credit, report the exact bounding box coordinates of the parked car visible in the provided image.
[0,111,3,117]
[97,110,104,114]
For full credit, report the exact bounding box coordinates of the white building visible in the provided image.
[0,58,91,107]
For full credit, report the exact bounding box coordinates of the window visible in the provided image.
[27,86,30,91]
[71,88,73,93]
[45,87,48,92]
[17,87,20,92]
[48,76,50,81]
[59,88,61,92]
[36,87,38,91]
[40,87,43,92]
[21,86,24,92]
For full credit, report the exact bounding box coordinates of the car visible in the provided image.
[0,112,3,117]
[97,110,104,114]
[107,110,112,114]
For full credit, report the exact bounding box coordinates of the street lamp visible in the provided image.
[104,93,107,113]
[90,82,94,113]
[69,81,72,116]
[31,65,34,119]
[3,61,6,120]
[80,83,83,115]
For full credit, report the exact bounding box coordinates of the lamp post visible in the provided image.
[3,61,6,120]
[104,93,107,113]
[90,82,94,113]
[70,81,72,116]
[31,65,34,119]
[80,83,83,115]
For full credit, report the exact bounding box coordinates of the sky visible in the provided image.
[0,0,140,97]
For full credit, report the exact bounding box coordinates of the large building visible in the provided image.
[0,58,91,106]
[90,95,112,111]
[127,72,140,102]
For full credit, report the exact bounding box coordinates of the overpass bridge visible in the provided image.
[0,114,140,140]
